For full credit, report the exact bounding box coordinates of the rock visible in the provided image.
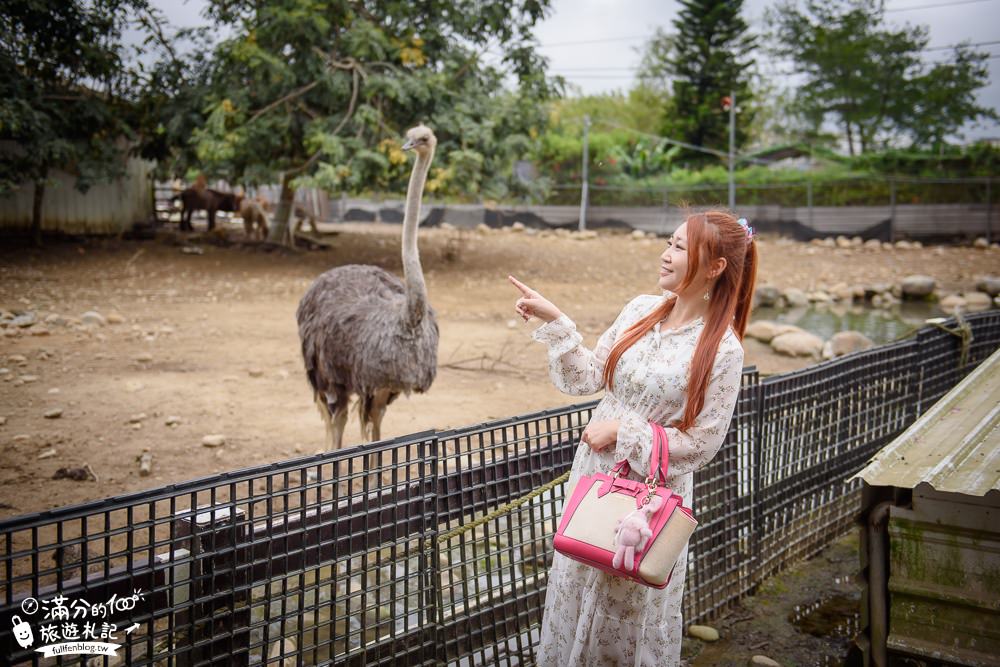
[572,230,598,240]
[829,283,855,302]
[506,319,518,329]
[181,246,204,255]
[475,223,491,234]
[939,294,966,312]
[8,354,27,365]
[13,434,30,442]
[895,240,913,249]
[771,331,824,358]
[28,325,50,336]
[851,235,864,247]
[44,408,63,419]
[913,240,923,248]
[135,352,153,363]
[37,448,57,459]
[80,311,106,327]
[106,312,125,324]
[129,412,147,424]
[12,312,37,328]
[20,375,38,383]
[165,415,181,426]
[900,275,935,298]
[975,276,1000,296]
[864,283,891,300]
[631,229,646,239]
[138,450,153,476]
[746,320,782,343]
[0,416,6,426]
[820,237,836,248]
[973,237,989,249]
[248,368,264,378]
[754,285,782,308]
[807,290,832,303]
[750,656,781,667]
[882,242,894,250]
[782,287,809,307]
[864,238,882,250]
[965,291,993,311]
[53,467,91,481]
[202,434,226,447]
[835,235,852,249]
[439,222,455,231]
[822,331,875,359]
[687,624,720,641]
[268,637,298,667]
[511,221,526,232]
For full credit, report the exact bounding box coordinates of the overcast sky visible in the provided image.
[152,0,1000,142]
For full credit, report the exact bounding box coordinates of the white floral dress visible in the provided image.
[529,292,745,667]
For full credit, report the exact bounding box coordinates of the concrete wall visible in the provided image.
[331,198,995,241]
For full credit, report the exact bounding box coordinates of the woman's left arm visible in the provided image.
[613,336,745,478]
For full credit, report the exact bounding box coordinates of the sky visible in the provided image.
[152,0,1000,142]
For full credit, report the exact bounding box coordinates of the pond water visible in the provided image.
[751,301,953,345]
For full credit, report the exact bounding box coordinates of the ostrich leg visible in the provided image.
[365,388,395,485]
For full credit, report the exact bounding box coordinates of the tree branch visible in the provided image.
[249,80,320,123]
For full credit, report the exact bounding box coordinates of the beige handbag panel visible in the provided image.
[562,484,697,586]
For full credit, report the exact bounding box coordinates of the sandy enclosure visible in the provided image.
[1,224,997,518]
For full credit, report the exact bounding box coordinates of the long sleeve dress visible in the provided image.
[530,292,745,667]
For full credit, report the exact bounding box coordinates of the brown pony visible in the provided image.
[173,187,243,232]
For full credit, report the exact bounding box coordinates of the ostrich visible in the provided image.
[296,125,439,452]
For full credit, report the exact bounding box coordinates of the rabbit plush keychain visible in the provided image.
[612,495,664,572]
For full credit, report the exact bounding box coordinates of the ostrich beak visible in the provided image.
[401,138,416,151]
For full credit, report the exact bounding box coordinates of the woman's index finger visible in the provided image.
[508,275,533,296]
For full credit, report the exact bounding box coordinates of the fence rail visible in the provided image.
[2,311,998,666]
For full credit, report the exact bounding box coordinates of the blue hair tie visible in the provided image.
[737,217,754,242]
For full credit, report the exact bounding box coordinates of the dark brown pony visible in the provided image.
[172,188,243,231]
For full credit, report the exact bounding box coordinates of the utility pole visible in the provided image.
[579,115,590,231]
[728,91,736,210]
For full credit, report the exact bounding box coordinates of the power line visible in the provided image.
[885,0,997,11]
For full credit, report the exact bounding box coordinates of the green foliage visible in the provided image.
[767,0,997,153]
[0,0,154,193]
[156,0,557,217]
[649,0,757,160]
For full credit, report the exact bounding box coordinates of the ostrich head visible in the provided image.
[401,125,437,155]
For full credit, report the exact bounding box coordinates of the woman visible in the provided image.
[508,210,758,666]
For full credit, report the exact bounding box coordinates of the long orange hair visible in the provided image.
[601,210,758,432]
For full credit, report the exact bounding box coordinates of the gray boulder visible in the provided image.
[771,331,824,358]
[822,331,875,359]
[754,285,782,308]
[900,275,935,298]
[975,276,1000,297]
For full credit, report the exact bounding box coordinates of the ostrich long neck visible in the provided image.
[402,145,434,324]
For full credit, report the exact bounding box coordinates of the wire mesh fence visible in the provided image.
[1,311,998,666]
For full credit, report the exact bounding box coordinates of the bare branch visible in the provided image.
[249,80,319,123]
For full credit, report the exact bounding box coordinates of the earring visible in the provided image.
[703,290,711,301]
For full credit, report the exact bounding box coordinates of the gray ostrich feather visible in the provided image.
[296,125,440,450]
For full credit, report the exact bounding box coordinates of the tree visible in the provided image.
[0,0,156,244]
[173,0,557,243]
[639,0,756,162]
[767,0,996,154]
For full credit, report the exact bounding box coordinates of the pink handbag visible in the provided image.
[553,421,697,588]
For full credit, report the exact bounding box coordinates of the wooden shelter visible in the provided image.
[849,346,1000,666]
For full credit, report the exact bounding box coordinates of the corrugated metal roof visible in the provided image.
[850,345,1000,496]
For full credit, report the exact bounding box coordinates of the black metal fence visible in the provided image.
[2,311,998,666]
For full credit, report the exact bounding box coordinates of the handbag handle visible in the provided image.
[647,421,669,485]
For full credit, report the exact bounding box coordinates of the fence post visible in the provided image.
[987,178,993,244]
[173,505,251,666]
[579,115,590,232]
[889,179,897,244]
[807,179,814,232]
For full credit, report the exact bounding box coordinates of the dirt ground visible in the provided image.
[685,530,861,667]
[1,223,997,519]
